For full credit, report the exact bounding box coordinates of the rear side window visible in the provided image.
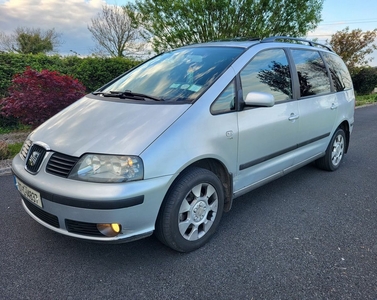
[240,49,292,103]
[291,50,331,97]
[322,52,353,91]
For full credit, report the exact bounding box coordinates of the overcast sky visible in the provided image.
[0,0,108,55]
[1,0,377,64]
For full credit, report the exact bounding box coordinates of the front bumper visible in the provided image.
[12,153,173,242]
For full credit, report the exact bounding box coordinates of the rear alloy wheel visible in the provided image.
[316,128,346,171]
[155,167,224,252]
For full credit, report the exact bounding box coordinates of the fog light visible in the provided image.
[97,223,122,237]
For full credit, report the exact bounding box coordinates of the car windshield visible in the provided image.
[99,46,244,102]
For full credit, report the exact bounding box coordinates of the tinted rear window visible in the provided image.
[291,50,331,97]
[322,52,353,92]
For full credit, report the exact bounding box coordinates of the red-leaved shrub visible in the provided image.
[0,67,86,127]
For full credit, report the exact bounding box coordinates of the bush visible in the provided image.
[0,53,142,97]
[352,67,377,95]
[0,67,86,127]
[0,53,64,98]
[0,114,19,130]
[74,57,139,92]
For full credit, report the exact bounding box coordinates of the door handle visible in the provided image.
[288,113,299,121]
[331,103,338,110]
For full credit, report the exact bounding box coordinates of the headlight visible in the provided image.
[68,154,143,183]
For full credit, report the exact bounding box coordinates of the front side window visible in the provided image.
[240,49,292,103]
[211,79,236,114]
[100,47,244,102]
[291,50,331,97]
[322,52,353,92]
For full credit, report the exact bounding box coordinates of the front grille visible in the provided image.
[25,144,47,173]
[23,199,60,228]
[20,139,32,160]
[46,152,79,178]
[65,219,103,236]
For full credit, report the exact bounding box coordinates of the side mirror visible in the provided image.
[244,92,275,107]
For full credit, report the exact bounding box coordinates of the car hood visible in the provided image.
[29,95,190,157]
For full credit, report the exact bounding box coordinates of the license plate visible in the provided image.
[15,178,42,208]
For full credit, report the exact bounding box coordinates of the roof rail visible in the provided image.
[261,36,333,52]
[212,37,260,42]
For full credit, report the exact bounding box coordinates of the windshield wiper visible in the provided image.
[93,90,163,101]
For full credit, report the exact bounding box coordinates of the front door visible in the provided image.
[234,48,298,193]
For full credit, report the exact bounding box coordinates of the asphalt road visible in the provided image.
[1,105,377,300]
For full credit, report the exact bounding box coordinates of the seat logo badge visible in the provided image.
[28,151,40,167]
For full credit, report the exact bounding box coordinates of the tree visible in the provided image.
[0,27,61,54]
[0,67,86,127]
[88,4,145,57]
[129,0,323,52]
[328,27,377,71]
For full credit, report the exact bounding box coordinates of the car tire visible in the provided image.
[316,128,346,171]
[155,167,224,252]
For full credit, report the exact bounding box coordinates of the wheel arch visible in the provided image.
[158,158,233,219]
[190,158,233,212]
[338,120,350,153]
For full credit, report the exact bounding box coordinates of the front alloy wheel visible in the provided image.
[155,167,224,252]
[178,182,219,241]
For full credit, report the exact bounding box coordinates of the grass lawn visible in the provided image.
[355,94,377,106]
[0,124,30,160]
[0,142,23,160]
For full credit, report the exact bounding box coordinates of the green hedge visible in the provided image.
[352,67,377,95]
[73,57,140,92]
[0,53,142,97]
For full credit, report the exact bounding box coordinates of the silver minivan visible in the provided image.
[12,37,355,252]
